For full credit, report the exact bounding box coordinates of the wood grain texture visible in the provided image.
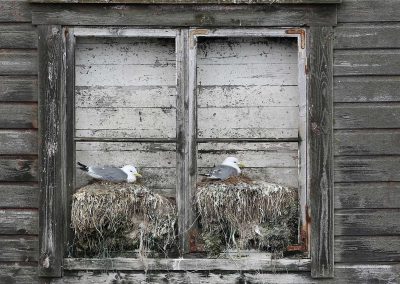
[0,50,37,76]
[45,264,400,283]
[38,25,64,277]
[0,130,37,155]
[335,156,400,182]
[0,24,37,49]
[334,76,400,103]
[31,5,337,26]
[75,37,177,139]
[337,0,400,23]
[0,158,38,182]
[0,0,32,23]
[334,23,400,49]
[334,104,400,129]
[0,264,38,284]
[0,76,38,102]
[0,236,38,262]
[63,257,311,271]
[0,103,37,129]
[176,29,196,253]
[334,130,400,156]
[308,26,334,278]
[334,50,400,76]
[197,37,299,139]
[335,236,400,262]
[0,184,39,208]
[335,209,400,236]
[0,209,38,235]
[335,182,400,209]
[30,0,341,3]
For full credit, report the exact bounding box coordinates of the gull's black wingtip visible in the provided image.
[77,162,89,172]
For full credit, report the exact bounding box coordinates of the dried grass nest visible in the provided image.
[71,182,177,257]
[196,175,298,257]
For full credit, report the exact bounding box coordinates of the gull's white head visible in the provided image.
[221,157,245,174]
[121,165,142,183]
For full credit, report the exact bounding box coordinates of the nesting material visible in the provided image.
[196,176,298,256]
[71,182,177,257]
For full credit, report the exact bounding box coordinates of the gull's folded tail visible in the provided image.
[77,162,89,172]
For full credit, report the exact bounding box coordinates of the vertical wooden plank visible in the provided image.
[38,25,64,277]
[176,29,197,254]
[308,26,334,278]
[64,27,76,258]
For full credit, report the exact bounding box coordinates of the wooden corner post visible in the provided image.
[308,26,334,278]
[38,24,65,277]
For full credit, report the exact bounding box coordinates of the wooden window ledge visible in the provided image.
[64,257,311,271]
[30,0,341,4]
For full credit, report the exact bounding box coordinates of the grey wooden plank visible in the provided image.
[38,25,64,277]
[0,24,37,49]
[334,76,400,103]
[308,26,334,278]
[0,158,38,182]
[63,257,311,271]
[334,50,400,76]
[334,130,400,156]
[335,209,400,236]
[0,264,38,284]
[0,50,37,76]
[176,29,195,253]
[335,156,400,182]
[335,236,400,262]
[0,209,38,235]
[337,0,400,23]
[0,76,38,102]
[334,23,400,49]
[0,103,37,129]
[0,1,32,23]
[31,5,337,26]
[0,184,39,208]
[335,182,400,209]
[0,236,38,262]
[49,264,400,284]
[30,0,341,3]
[198,142,298,168]
[0,130,37,155]
[334,104,400,129]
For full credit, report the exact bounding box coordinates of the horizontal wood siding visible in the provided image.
[333,0,400,268]
[75,37,177,139]
[0,2,39,281]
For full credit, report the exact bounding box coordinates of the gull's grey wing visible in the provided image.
[89,167,128,182]
[208,165,239,180]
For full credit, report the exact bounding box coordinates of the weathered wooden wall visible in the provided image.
[0,0,399,283]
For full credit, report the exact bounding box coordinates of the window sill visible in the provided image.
[64,256,311,272]
[30,0,341,4]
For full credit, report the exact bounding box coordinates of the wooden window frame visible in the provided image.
[36,4,335,280]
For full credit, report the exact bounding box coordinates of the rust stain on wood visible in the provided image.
[189,29,209,48]
[286,28,306,49]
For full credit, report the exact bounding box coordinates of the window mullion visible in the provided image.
[176,29,197,254]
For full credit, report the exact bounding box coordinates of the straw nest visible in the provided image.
[71,182,177,257]
[196,176,298,257]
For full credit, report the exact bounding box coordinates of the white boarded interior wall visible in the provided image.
[74,38,176,196]
[196,37,299,188]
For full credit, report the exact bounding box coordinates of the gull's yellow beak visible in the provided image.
[238,162,246,168]
[134,173,142,178]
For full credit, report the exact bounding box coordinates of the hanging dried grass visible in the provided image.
[196,175,298,257]
[71,182,177,257]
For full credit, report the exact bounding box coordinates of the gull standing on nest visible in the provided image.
[77,162,142,183]
[201,156,245,181]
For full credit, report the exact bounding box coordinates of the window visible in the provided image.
[37,7,334,280]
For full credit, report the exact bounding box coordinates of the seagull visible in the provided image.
[77,162,142,183]
[201,156,245,180]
